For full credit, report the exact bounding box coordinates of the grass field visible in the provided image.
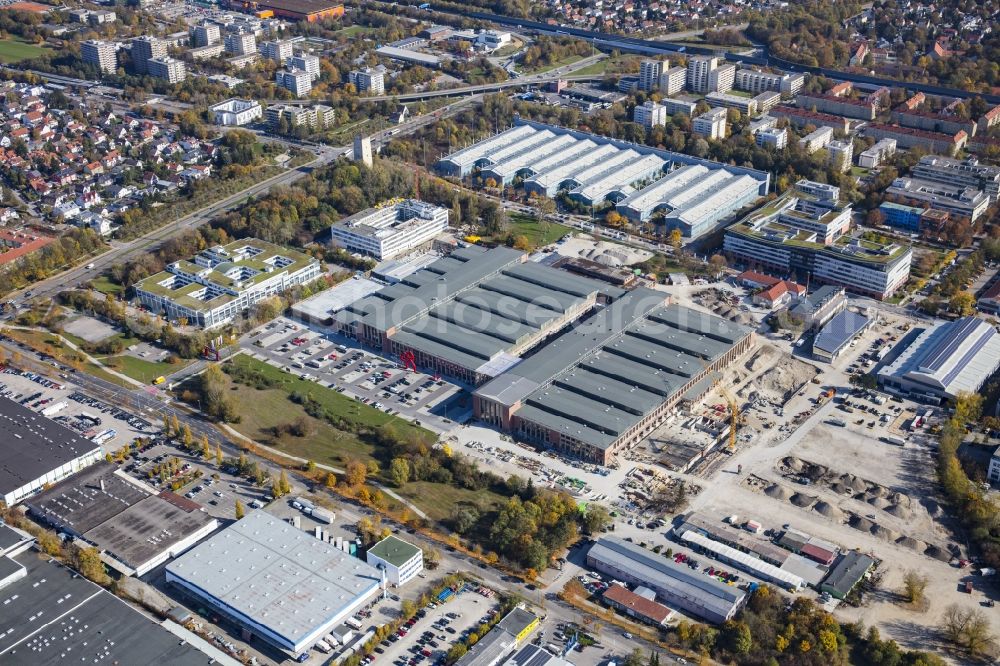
[100,354,189,384]
[90,275,124,296]
[0,38,49,64]
[395,481,507,524]
[571,54,636,77]
[335,25,375,37]
[524,53,590,75]
[504,213,573,248]
[3,328,133,387]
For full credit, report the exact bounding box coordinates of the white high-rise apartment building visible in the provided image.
[147,57,187,83]
[633,101,667,128]
[191,23,221,47]
[276,68,312,97]
[693,107,727,139]
[659,67,686,95]
[261,39,293,64]
[349,68,385,95]
[708,64,736,93]
[131,36,166,75]
[81,40,117,74]
[288,53,320,81]
[686,56,717,94]
[638,60,665,92]
[225,32,256,56]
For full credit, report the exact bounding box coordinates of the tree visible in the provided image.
[669,228,683,251]
[390,457,411,487]
[721,620,752,655]
[279,469,291,495]
[902,570,928,604]
[624,648,644,666]
[583,504,612,534]
[345,460,367,487]
[182,424,193,449]
[942,604,995,655]
[202,437,211,459]
[235,499,245,519]
[949,291,976,316]
[708,254,727,277]
[215,444,223,466]
[37,531,63,556]
[170,415,180,437]
[73,546,110,586]
[512,235,532,251]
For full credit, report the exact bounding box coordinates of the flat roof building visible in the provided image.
[796,93,876,121]
[334,246,608,385]
[455,608,539,666]
[602,584,673,626]
[863,123,968,156]
[235,0,344,21]
[366,535,423,587]
[474,288,754,464]
[331,199,449,260]
[858,137,897,169]
[885,177,989,223]
[812,309,873,362]
[166,510,383,656]
[587,537,746,624]
[290,277,383,325]
[0,396,103,506]
[502,644,574,666]
[26,462,218,576]
[135,238,322,329]
[878,316,1000,402]
[910,155,1000,203]
[375,45,441,67]
[210,98,262,126]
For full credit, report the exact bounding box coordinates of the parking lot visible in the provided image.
[375,586,501,666]
[242,318,469,431]
[0,367,154,450]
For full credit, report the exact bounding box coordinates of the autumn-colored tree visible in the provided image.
[235,499,245,519]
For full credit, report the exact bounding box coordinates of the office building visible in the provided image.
[26,462,218,576]
[587,537,746,624]
[350,67,385,95]
[81,39,117,74]
[616,164,764,239]
[633,100,666,128]
[858,138,897,169]
[878,201,926,232]
[978,279,1000,316]
[0,396,103,506]
[638,59,665,92]
[210,98,262,126]
[331,199,449,260]
[225,31,257,56]
[603,584,673,627]
[735,69,804,96]
[725,181,911,300]
[261,38,294,63]
[705,92,757,116]
[788,286,847,330]
[828,140,853,172]
[131,36,166,75]
[135,238,321,329]
[878,317,1000,402]
[166,510,382,656]
[863,123,968,156]
[911,155,1000,203]
[354,135,373,167]
[289,53,320,80]
[693,107,727,139]
[334,246,608,386]
[276,68,312,97]
[474,288,754,464]
[366,535,423,586]
[756,127,787,150]
[885,177,989,222]
[796,93,876,121]
[799,126,834,154]
[454,609,539,666]
[147,56,186,83]
[191,22,221,47]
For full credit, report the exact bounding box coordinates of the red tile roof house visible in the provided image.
[753,280,807,309]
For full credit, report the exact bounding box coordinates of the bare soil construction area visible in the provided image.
[739,346,820,406]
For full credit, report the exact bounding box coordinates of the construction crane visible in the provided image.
[719,385,741,452]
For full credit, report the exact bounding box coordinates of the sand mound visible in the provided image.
[889,492,911,507]
[871,525,901,541]
[850,516,874,532]
[896,536,925,551]
[830,482,849,494]
[924,545,950,561]
[866,485,886,498]
[814,501,844,520]
[784,458,805,473]
[765,484,792,500]
[885,504,912,520]
[848,476,868,493]
[867,496,892,510]
[790,493,815,508]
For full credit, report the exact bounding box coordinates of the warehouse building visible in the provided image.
[331,199,449,260]
[166,510,383,656]
[334,246,608,385]
[615,164,764,240]
[602,584,673,626]
[474,288,754,464]
[676,530,805,591]
[724,182,911,300]
[0,552,227,664]
[366,535,423,587]
[438,121,770,205]
[811,309,874,362]
[586,537,746,624]
[820,552,875,600]
[455,608,539,666]
[877,316,1000,402]
[502,644,573,666]
[230,0,344,21]
[0,396,103,506]
[26,462,218,577]
[375,45,441,67]
[135,238,322,329]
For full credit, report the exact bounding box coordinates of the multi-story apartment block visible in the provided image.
[661,96,697,116]
[754,91,781,114]
[134,239,322,329]
[349,68,385,95]
[331,199,449,260]
[862,123,968,157]
[638,59,665,92]
[633,101,667,128]
[686,56,718,94]
[147,57,186,83]
[799,126,834,154]
[81,40,117,74]
[224,32,256,56]
[828,140,853,173]
[131,36,167,75]
[755,127,787,150]
[857,138,897,169]
[288,53,320,81]
[275,68,312,97]
[735,69,804,96]
[796,93,876,121]
[708,64,735,93]
[261,39,293,64]
[191,22,221,47]
[659,67,686,96]
[705,92,756,116]
[266,103,335,130]
[692,107,727,139]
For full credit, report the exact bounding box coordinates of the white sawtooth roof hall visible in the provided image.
[878,316,1000,399]
[165,510,383,655]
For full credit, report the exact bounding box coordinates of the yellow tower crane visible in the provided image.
[719,386,740,452]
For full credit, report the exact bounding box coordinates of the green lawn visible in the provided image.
[524,53,590,75]
[395,481,507,524]
[91,275,124,296]
[3,328,134,388]
[335,25,375,37]
[100,354,189,384]
[504,213,573,248]
[0,38,49,64]
[571,54,635,77]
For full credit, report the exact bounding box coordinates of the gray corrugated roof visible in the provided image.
[813,310,870,355]
[822,551,874,596]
